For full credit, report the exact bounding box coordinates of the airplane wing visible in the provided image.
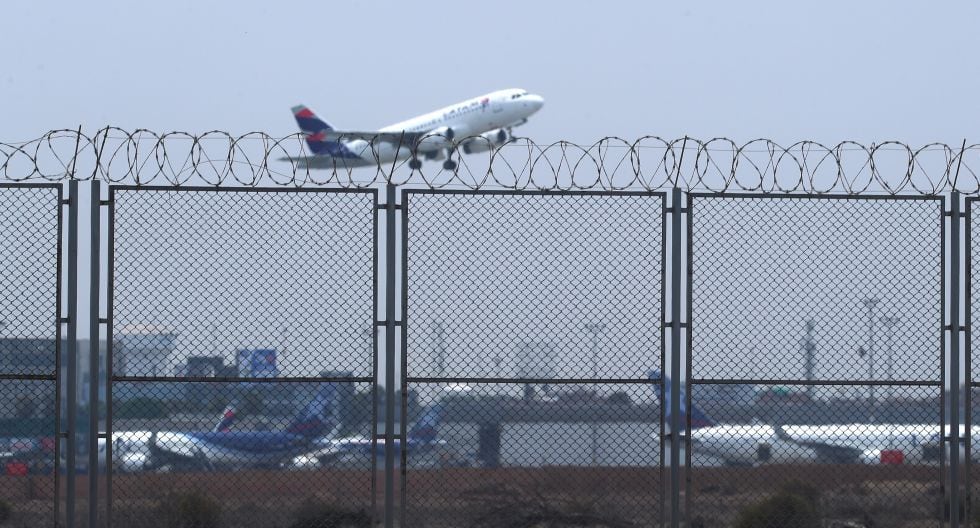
[774,425,864,464]
[151,432,202,460]
[318,131,428,144]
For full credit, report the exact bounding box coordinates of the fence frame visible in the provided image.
[104,184,380,527]
[685,191,950,526]
[0,182,64,526]
[4,177,979,526]
[400,187,668,527]
[965,194,978,526]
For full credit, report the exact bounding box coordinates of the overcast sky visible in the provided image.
[0,1,974,386]
[3,1,979,146]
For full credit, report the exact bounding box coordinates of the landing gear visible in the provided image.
[408,158,422,170]
[442,148,457,171]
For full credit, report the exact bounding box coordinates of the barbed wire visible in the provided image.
[1,127,978,194]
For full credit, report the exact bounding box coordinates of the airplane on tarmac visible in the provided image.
[100,383,341,472]
[652,370,978,466]
[281,89,545,171]
[288,402,467,469]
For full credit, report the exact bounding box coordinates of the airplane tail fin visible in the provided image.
[408,403,442,444]
[649,370,715,430]
[292,105,335,134]
[285,383,339,439]
[213,399,240,433]
[291,105,357,158]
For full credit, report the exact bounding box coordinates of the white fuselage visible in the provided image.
[379,89,540,135]
[338,88,544,165]
[690,423,979,466]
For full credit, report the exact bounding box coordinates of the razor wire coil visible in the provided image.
[1,128,978,194]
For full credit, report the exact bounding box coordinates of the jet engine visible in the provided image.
[461,128,510,154]
[417,126,467,150]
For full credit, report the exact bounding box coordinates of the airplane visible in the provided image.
[99,383,341,472]
[288,401,467,469]
[652,370,978,466]
[281,88,545,171]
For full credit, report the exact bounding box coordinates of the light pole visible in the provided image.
[362,328,375,364]
[802,320,816,400]
[862,298,879,423]
[880,316,900,404]
[583,323,606,466]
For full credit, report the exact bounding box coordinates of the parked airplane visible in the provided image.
[652,370,976,466]
[101,384,340,472]
[282,89,544,171]
[288,402,466,469]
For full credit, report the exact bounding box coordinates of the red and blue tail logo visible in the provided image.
[214,401,239,433]
[290,105,360,159]
[293,105,334,134]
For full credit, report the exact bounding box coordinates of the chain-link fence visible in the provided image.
[0,184,61,527]
[967,197,980,528]
[3,158,980,527]
[402,190,666,527]
[107,187,377,527]
[688,194,946,527]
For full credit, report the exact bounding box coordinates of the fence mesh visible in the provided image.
[1,174,974,527]
[108,380,375,528]
[688,194,945,526]
[689,195,943,382]
[402,191,666,526]
[108,187,377,526]
[110,188,376,379]
[687,384,943,527]
[0,184,60,527]
[404,191,665,381]
[404,382,663,528]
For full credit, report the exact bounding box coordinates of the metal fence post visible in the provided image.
[384,183,397,528]
[104,186,116,528]
[88,180,101,528]
[66,180,79,528]
[966,194,974,528]
[952,191,962,528]
[669,187,683,528]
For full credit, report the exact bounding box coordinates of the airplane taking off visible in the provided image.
[652,371,976,466]
[282,89,544,171]
[101,384,341,472]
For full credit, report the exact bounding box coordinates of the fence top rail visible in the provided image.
[2,128,979,195]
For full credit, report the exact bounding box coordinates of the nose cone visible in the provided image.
[524,94,545,112]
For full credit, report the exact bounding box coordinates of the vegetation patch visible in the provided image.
[157,490,222,528]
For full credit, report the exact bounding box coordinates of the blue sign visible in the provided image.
[237,349,279,378]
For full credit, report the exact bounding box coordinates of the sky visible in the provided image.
[3,0,979,147]
[0,1,974,391]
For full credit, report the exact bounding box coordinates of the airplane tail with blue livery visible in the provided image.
[408,403,443,444]
[213,400,240,433]
[285,382,340,439]
[291,105,361,160]
[649,370,716,431]
[147,382,341,470]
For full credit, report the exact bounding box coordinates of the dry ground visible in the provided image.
[0,465,969,527]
